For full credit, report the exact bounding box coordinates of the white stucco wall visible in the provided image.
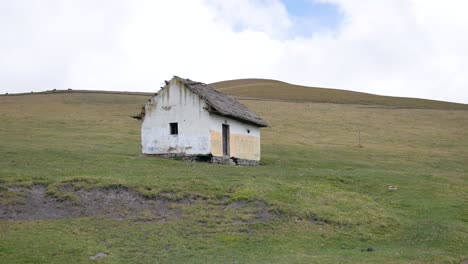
[141,79,212,155]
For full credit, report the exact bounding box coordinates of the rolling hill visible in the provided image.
[210,78,468,110]
[0,80,467,263]
[5,78,467,111]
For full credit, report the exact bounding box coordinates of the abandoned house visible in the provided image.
[133,76,269,165]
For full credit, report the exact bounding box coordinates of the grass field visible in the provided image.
[0,82,467,263]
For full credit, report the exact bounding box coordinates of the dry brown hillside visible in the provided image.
[3,78,467,110]
[210,78,468,110]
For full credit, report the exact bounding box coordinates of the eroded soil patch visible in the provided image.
[0,186,178,221]
[0,185,277,223]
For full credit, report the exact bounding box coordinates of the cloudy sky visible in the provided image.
[1,0,468,103]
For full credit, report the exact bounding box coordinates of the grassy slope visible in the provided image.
[210,78,468,110]
[0,91,467,263]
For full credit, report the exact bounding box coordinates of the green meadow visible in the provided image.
[0,83,467,263]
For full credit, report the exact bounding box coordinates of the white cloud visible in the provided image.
[1,0,467,103]
[205,0,292,38]
[64,0,284,90]
[284,0,468,103]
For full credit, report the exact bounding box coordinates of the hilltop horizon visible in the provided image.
[3,77,468,109]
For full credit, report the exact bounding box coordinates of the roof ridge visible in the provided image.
[172,76,269,127]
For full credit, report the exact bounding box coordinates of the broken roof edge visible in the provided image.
[211,111,269,127]
[202,101,269,128]
[171,76,269,127]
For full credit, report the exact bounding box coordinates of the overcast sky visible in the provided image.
[1,0,468,103]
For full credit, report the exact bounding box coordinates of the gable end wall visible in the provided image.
[141,80,211,155]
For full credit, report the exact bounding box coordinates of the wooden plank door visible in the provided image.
[222,124,230,156]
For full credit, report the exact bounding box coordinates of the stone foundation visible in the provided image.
[210,156,236,165]
[234,159,259,166]
[143,154,259,166]
[212,156,259,166]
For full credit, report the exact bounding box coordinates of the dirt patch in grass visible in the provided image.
[0,186,277,223]
[0,186,178,221]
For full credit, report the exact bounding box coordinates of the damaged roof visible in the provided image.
[173,76,269,127]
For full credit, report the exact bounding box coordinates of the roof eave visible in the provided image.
[208,110,269,127]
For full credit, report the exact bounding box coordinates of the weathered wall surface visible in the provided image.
[210,130,223,157]
[230,134,260,161]
[209,115,261,161]
[141,79,211,155]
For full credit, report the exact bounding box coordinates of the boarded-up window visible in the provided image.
[170,123,178,135]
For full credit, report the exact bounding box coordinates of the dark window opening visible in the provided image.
[170,122,178,135]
